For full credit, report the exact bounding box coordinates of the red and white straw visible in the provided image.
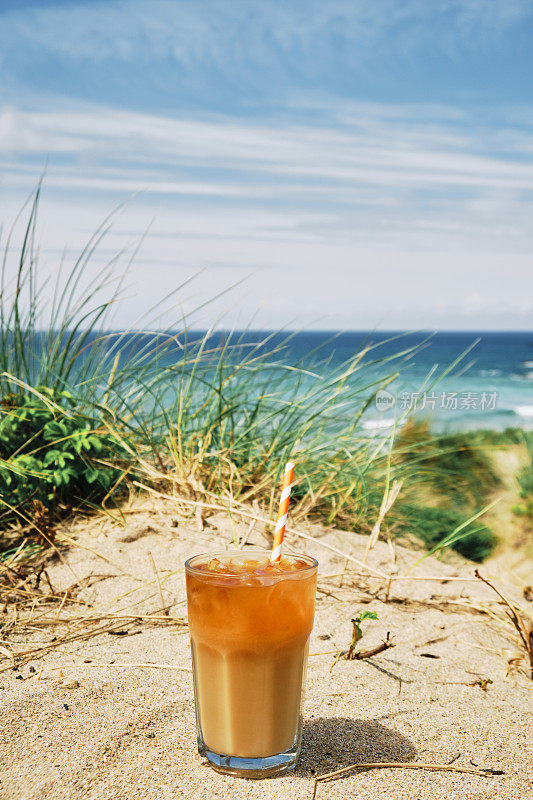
[270,461,295,563]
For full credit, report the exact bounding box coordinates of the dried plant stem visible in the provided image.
[237,519,256,549]
[11,612,186,628]
[134,482,390,579]
[475,570,533,679]
[77,662,191,671]
[0,621,127,671]
[53,590,69,620]
[331,632,394,670]
[321,573,480,583]
[349,632,395,660]
[133,483,495,587]
[56,533,153,587]
[363,479,402,561]
[0,608,187,671]
[312,760,504,799]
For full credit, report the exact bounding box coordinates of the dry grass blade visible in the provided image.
[134,483,496,588]
[78,662,191,671]
[0,547,97,635]
[312,760,504,799]
[364,479,403,561]
[133,482,390,580]
[0,608,187,671]
[10,611,187,629]
[475,569,533,679]
[0,618,133,671]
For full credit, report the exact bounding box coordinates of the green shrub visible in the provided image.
[396,421,499,507]
[0,388,126,524]
[512,434,533,521]
[471,428,529,446]
[517,448,533,499]
[400,504,496,562]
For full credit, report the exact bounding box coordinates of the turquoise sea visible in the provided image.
[39,328,533,434]
[180,330,533,434]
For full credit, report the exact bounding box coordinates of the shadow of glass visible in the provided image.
[297,717,417,777]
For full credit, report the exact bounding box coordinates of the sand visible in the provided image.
[1,498,532,800]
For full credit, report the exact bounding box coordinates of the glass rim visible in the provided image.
[185,549,318,579]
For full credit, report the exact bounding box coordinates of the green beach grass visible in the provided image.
[0,187,516,566]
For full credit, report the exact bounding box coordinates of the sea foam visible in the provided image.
[514,405,533,418]
[362,418,395,430]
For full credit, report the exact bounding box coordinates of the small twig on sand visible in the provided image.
[446,752,461,764]
[331,611,394,670]
[348,632,395,660]
[312,760,504,799]
[330,631,394,672]
[475,570,533,679]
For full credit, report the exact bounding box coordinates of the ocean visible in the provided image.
[24,328,533,434]
[180,330,533,434]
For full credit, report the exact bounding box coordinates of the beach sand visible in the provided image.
[1,498,532,799]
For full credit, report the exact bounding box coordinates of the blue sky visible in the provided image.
[0,0,532,329]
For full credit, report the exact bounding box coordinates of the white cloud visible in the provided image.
[0,98,532,330]
[0,0,530,330]
[2,102,533,196]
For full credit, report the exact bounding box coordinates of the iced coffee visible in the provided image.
[185,550,318,777]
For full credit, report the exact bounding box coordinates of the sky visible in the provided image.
[0,0,532,330]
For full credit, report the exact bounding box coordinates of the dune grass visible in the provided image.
[515,432,533,519]
[0,186,501,566]
[391,421,533,561]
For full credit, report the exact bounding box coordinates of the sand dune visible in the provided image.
[1,498,532,800]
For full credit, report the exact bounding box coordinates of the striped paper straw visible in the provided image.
[270,461,295,563]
